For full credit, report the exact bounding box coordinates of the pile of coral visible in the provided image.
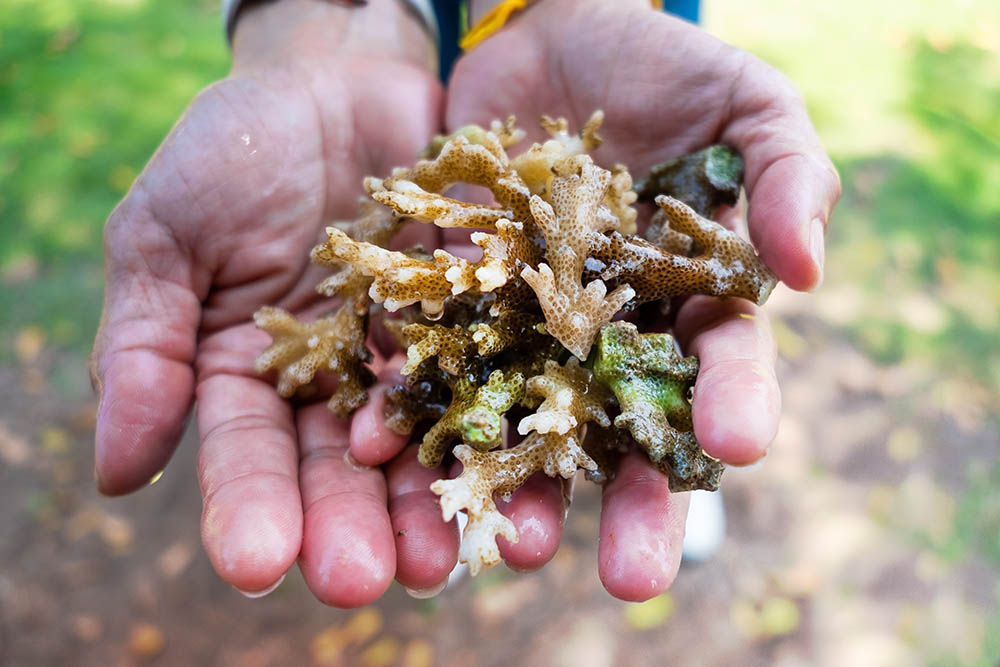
[254,112,776,574]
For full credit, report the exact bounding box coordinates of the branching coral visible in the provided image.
[254,112,778,576]
[431,431,595,575]
[388,313,560,467]
[520,156,636,359]
[253,200,397,416]
[517,358,613,436]
[588,195,778,307]
[431,358,609,574]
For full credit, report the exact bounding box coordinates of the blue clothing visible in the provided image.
[432,0,701,81]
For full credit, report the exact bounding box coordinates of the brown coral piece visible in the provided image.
[520,156,636,359]
[253,200,399,417]
[431,432,596,575]
[256,111,780,578]
[430,358,613,571]
[253,305,374,417]
[588,195,778,306]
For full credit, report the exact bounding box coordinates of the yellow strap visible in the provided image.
[460,0,532,50]
[461,0,664,51]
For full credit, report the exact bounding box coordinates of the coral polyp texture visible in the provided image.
[253,112,778,575]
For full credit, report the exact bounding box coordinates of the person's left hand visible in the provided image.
[434,0,840,601]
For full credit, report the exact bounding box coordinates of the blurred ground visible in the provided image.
[1,0,998,665]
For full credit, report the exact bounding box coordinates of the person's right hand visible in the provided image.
[90,0,461,606]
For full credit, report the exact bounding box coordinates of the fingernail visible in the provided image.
[739,447,769,471]
[343,449,375,472]
[235,573,286,599]
[808,217,825,291]
[404,578,448,599]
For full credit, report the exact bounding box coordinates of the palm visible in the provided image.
[447,2,731,173]
[95,58,449,602]
[442,0,813,599]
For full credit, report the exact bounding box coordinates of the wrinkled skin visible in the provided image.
[443,0,839,600]
[91,0,839,606]
[91,1,456,606]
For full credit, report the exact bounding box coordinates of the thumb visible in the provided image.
[90,188,206,495]
[722,56,842,292]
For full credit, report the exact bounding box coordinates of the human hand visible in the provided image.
[91,0,463,606]
[444,0,840,600]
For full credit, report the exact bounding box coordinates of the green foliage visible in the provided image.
[828,38,1000,393]
[0,0,226,349]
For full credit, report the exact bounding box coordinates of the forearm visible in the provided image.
[232,0,436,74]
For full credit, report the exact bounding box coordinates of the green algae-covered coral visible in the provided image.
[593,322,723,492]
[253,113,776,575]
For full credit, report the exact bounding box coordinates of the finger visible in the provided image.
[721,57,841,291]
[599,450,690,602]
[297,402,396,607]
[91,195,207,495]
[674,295,780,465]
[196,374,302,594]
[496,472,565,571]
[350,359,411,466]
[386,446,459,592]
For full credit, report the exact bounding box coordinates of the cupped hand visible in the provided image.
[91,0,462,606]
[442,0,840,600]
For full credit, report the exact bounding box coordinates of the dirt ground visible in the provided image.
[1,288,997,666]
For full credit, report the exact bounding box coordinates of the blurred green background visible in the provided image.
[1,0,997,665]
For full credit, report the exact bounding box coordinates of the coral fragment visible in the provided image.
[592,322,722,492]
[255,112,781,577]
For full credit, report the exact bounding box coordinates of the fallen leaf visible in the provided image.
[343,608,383,645]
[0,421,32,466]
[129,623,165,659]
[359,637,400,667]
[157,541,196,579]
[472,578,538,626]
[625,592,675,630]
[773,564,820,597]
[64,506,104,542]
[553,616,616,667]
[730,598,758,638]
[15,326,45,364]
[730,596,801,639]
[311,609,384,665]
[99,514,135,554]
[401,639,435,667]
[757,597,800,637]
[40,427,70,455]
[69,613,103,643]
[311,625,348,666]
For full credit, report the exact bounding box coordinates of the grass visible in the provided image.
[710,1,1000,397]
[0,0,227,354]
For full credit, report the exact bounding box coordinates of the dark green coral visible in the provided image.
[592,321,723,492]
[633,144,744,218]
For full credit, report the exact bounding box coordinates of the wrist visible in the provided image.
[232,0,436,74]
